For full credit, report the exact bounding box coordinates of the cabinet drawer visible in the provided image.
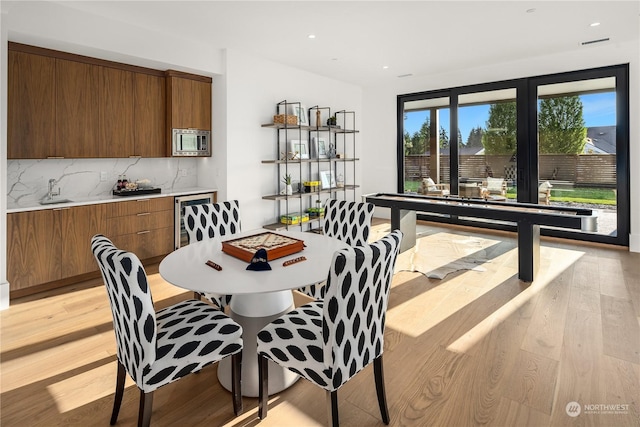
[110,226,173,260]
[106,196,173,217]
[106,210,173,236]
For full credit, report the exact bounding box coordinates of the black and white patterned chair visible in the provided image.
[183,200,241,309]
[91,234,243,427]
[257,230,402,427]
[297,199,375,300]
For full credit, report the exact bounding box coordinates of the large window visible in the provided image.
[397,65,629,246]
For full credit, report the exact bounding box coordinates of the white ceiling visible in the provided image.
[35,1,640,87]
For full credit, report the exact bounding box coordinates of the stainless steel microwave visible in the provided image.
[172,129,211,156]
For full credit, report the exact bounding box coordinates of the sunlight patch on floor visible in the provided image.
[386,242,585,341]
[386,250,515,338]
[46,361,125,413]
[446,246,586,354]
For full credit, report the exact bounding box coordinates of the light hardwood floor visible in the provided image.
[1,220,639,427]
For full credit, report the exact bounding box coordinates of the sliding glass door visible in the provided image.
[402,96,450,193]
[397,64,629,246]
[533,72,627,240]
[458,89,518,201]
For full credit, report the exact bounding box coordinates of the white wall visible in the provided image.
[220,49,362,230]
[363,38,640,252]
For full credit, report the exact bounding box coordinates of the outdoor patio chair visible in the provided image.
[420,177,450,196]
[538,181,552,205]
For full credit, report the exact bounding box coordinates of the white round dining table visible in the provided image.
[159,229,348,397]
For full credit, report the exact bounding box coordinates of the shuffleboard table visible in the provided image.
[365,193,597,282]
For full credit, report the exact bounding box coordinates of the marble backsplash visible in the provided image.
[7,157,198,207]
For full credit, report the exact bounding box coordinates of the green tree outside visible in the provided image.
[538,96,587,154]
[482,102,517,155]
[404,117,430,155]
[439,126,450,149]
[466,126,484,148]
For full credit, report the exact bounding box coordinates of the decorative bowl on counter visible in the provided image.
[136,179,153,189]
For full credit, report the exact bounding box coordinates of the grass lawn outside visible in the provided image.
[404,181,617,206]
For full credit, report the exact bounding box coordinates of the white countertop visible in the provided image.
[7,187,218,213]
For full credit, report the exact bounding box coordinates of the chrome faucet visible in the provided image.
[47,178,60,200]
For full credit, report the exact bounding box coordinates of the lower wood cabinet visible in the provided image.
[61,204,107,278]
[7,209,62,291]
[7,197,175,298]
[106,196,174,260]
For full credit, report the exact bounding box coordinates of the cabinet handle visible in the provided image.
[137,212,151,216]
[52,207,71,211]
[137,230,150,235]
[47,156,64,159]
[136,199,148,202]
[129,155,142,158]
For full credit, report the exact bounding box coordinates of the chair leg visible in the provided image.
[326,390,339,427]
[193,291,201,300]
[258,353,269,419]
[138,390,153,427]
[231,352,243,415]
[373,355,390,424]
[110,360,127,425]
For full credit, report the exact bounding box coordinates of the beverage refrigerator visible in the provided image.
[174,192,216,249]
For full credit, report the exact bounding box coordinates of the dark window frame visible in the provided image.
[397,64,630,247]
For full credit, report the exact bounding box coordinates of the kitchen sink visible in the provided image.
[40,198,73,205]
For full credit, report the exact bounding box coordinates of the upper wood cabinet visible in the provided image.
[56,59,101,158]
[7,43,176,159]
[7,50,56,159]
[166,70,212,131]
[99,67,135,158]
[134,73,167,157]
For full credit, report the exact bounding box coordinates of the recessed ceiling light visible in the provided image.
[307,34,316,39]
[590,22,601,27]
[382,65,389,70]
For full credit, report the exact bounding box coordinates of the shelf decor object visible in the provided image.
[273,114,298,125]
[289,140,309,159]
[289,103,308,125]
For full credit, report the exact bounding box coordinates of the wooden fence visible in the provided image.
[405,154,616,187]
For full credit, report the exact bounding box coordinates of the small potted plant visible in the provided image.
[281,173,293,195]
[326,115,337,127]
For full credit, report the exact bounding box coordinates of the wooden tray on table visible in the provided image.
[221,232,304,263]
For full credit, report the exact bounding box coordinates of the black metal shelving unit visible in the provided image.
[261,101,359,231]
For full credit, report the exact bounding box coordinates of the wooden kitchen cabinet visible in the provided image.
[99,67,135,158]
[56,58,101,158]
[61,204,107,278]
[166,70,212,132]
[106,197,174,260]
[7,198,174,298]
[8,43,210,159]
[134,73,166,157]
[7,50,56,159]
[7,204,107,295]
[7,210,62,291]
